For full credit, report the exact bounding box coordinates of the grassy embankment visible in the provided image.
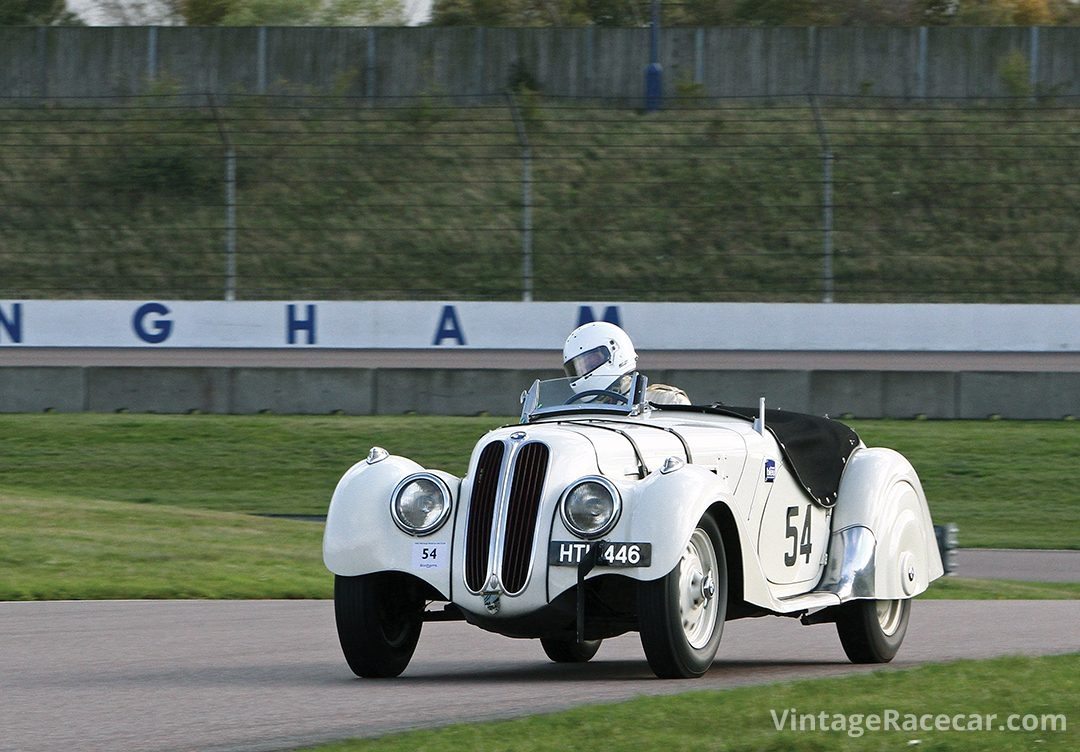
[0,414,1076,600]
[2,96,1077,302]
[293,654,1078,752]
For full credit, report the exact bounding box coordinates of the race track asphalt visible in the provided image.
[1,599,1077,752]
[955,549,1080,583]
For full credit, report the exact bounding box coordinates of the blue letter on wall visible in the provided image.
[0,303,22,343]
[133,302,173,344]
[576,305,621,328]
[287,304,317,345]
[432,305,466,346]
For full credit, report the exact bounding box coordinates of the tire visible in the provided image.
[835,598,911,664]
[638,514,727,679]
[540,638,602,663]
[334,573,424,678]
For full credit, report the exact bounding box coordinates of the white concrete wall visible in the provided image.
[2,301,1077,352]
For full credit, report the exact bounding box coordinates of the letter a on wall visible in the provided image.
[433,305,466,346]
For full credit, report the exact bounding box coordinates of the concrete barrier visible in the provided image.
[1,366,1075,418]
[0,367,85,412]
[230,368,375,415]
[372,368,563,416]
[85,367,232,413]
[653,370,813,412]
[957,372,1080,419]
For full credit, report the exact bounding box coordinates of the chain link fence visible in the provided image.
[1,93,1077,303]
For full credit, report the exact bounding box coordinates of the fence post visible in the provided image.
[585,25,594,97]
[224,147,237,301]
[475,27,485,96]
[644,0,662,112]
[694,28,705,86]
[1029,25,1040,101]
[917,26,928,99]
[209,95,238,301]
[809,96,834,304]
[366,27,377,100]
[147,27,158,84]
[507,92,534,302]
[37,27,48,97]
[256,27,267,94]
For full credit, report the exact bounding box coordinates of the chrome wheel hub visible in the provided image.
[875,599,904,636]
[677,528,719,650]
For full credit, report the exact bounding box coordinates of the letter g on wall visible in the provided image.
[133,302,173,344]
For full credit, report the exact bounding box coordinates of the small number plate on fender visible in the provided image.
[412,541,447,570]
[548,541,651,568]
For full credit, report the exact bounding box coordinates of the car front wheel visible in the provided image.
[637,514,727,679]
[835,598,910,663]
[334,573,424,678]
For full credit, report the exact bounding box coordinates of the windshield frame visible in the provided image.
[519,372,649,423]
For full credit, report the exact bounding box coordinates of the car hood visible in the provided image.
[484,417,748,484]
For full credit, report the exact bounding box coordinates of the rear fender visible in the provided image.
[817,448,943,600]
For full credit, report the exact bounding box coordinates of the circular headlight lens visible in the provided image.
[391,475,450,536]
[562,478,620,539]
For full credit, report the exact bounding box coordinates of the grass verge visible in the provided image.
[848,419,1079,549]
[1,414,1076,600]
[0,413,500,514]
[919,577,1080,600]
[292,654,1078,752]
[1,414,1076,548]
[0,495,1073,601]
[0,494,331,600]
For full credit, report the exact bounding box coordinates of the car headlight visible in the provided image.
[560,477,621,539]
[390,473,452,536]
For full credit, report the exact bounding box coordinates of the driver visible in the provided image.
[562,322,690,406]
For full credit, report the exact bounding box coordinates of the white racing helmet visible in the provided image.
[562,322,638,394]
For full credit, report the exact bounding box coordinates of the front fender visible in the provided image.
[817,448,943,600]
[622,464,736,581]
[322,453,460,600]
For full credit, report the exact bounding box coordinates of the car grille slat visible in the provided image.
[465,441,504,593]
[501,443,549,594]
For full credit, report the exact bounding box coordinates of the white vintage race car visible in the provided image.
[324,374,943,679]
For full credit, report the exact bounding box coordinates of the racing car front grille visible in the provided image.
[465,441,504,593]
[500,442,550,594]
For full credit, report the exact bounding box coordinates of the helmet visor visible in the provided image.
[564,345,610,378]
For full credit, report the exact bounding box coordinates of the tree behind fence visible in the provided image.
[2,26,1080,99]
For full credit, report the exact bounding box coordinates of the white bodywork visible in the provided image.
[324,390,943,628]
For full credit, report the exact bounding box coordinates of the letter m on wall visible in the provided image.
[577,305,621,328]
[0,303,22,343]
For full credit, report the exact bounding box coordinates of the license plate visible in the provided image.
[548,541,651,568]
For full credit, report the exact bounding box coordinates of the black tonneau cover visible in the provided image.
[655,404,861,508]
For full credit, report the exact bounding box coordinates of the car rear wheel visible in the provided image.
[540,638,602,663]
[638,514,727,679]
[835,598,910,663]
[334,573,424,678]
